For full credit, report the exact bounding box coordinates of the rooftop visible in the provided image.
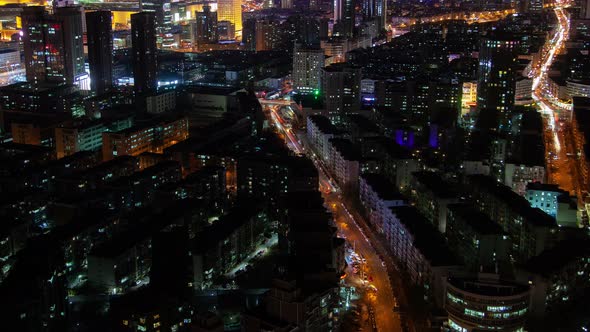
[194,200,263,252]
[118,115,186,136]
[91,199,199,257]
[308,115,341,135]
[328,138,362,161]
[0,81,76,93]
[523,238,590,276]
[347,114,380,133]
[468,175,557,228]
[412,171,457,199]
[525,182,566,193]
[390,206,458,266]
[447,203,505,235]
[361,173,405,201]
[184,85,240,95]
[447,277,529,297]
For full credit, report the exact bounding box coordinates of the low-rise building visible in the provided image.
[504,163,546,196]
[359,137,420,191]
[53,156,139,195]
[191,203,268,290]
[446,277,530,332]
[87,232,152,294]
[386,206,459,306]
[411,171,460,233]
[0,82,79,113]
[180,86,240,127]
[102,115,189,161]
[306,114,341,162]
[466,175,558,264]
[515,239,590,320]
[525,182,578,227]
[328,138,361,193]
[55,115,133,159]
[105,161,182,210]
[446,203,509,271]
[146,91,177,114]
[359,173,406,234]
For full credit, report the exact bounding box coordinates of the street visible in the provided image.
[263,102,410,331]
[531,3,581,201]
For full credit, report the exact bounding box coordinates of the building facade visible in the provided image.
[102,116,189,161]
[446,277,530,332]
[293,44,325,95]
[131,12,158,96]
[86,10,113,95]
[321,63,361,124]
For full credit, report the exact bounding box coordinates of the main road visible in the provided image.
[264,103,407,331]
[531,2,579,199]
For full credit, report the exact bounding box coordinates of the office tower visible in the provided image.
[334,0,354,38]
[255,20,280,51]
[477,35,519,129]
[86,11,113,95]
[217,0,242,39]
[131,12,158,96]
[293,43,325,94]
[54,6,86,86]
[194,5,218,44]
[321,63,361,123]
[22,6,85,86]
[142,0,172,32]
[218,21,236,41]
[21,6,50,84]
[362,0,387,30]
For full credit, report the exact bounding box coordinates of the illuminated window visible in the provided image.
[449,319,467,332]
[464,309,485,318]
[487,305,510,312]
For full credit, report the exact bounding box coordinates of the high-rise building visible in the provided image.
[321,63,361,123]
[131,12,158,97]
[54,6,86,87]
[194,5,218,45]
[477,35,519,129]
[362,0,387,30]
[334,0,355,38]
[292,43,325,95]
[255,20,280,52]
[142,0,172,34]
[86,11,113,95]
[217,0,242,39]
[22,6,85,86]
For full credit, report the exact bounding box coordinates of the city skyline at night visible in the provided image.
[0,0,589,331]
